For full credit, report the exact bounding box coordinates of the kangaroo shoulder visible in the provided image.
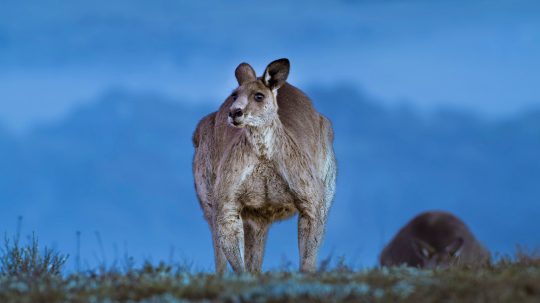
[193,112,217,148]
[319,115,334,142]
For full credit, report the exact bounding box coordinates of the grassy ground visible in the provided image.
[1,236,540,302]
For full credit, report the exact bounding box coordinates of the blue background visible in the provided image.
[0,0,539,271]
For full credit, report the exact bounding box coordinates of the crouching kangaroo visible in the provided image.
[192,58,336,273]
[380,211,490,268]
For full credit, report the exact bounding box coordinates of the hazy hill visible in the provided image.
[0,86,539,269]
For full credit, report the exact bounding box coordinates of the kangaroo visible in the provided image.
[379,211,490,268]
[192,58,336,273]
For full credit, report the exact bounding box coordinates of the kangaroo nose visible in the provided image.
[229,108,243,118]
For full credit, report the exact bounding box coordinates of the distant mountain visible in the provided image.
[9,91,214,268]
[0,125,24,206]
[0,87,539,270]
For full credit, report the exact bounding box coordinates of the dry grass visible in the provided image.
[1,236,539,302]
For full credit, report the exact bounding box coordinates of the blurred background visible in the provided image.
[1,0,539,271]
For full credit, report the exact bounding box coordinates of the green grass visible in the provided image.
[1,236,539,303]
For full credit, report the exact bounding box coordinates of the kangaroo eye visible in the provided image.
[231,93,238,101]
[254,93,265,102]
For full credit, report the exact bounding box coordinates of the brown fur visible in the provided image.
[192,59,336,273]
[379,211,491,268]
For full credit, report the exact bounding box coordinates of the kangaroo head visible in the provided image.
[412,237,464,269]
[227,58,290,128]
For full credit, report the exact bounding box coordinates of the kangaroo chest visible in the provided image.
[237,160,296,218]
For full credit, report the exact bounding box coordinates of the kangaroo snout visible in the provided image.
[228,108,245,127]
[229,108,243,119]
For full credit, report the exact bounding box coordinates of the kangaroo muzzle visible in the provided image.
[228,108,245,126]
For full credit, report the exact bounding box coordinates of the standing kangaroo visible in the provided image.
[192,58,336,273]
[379,211,490,268]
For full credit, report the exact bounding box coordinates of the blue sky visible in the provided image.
[0,0,539,132]
[0,0,539,270]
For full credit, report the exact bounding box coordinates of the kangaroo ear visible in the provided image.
[412,239,435,259]
[235,63,256,85]
[263,58,290,90]
[446,237,464,257]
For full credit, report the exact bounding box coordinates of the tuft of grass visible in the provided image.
[496,245,540,267]
[0,233,68,278]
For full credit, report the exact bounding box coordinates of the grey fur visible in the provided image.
[192,58,336,273]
